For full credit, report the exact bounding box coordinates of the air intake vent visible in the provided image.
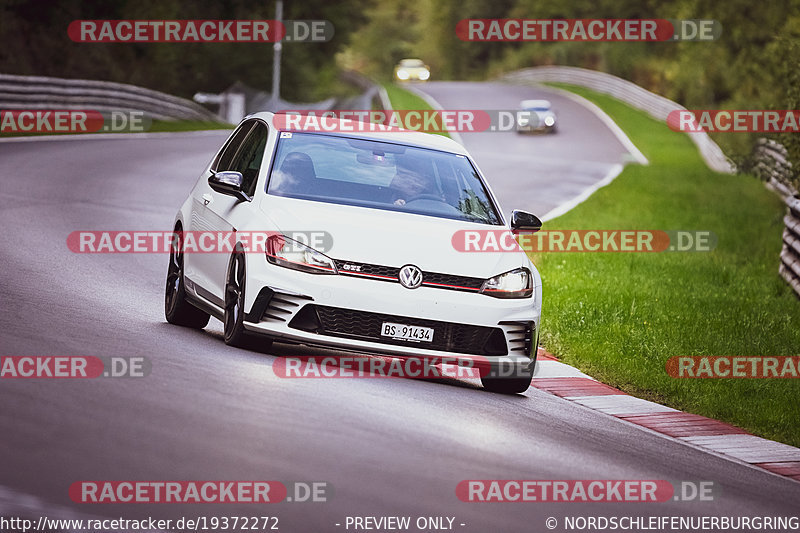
[501,321,535,357]
[245,287,312,323]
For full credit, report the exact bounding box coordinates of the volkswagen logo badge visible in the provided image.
[398,264,423,289]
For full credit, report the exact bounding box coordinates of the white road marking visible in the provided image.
[540,163,624,221]
[570,394,678,415]
[679,435,800,463]
[543,85,649,165]
[533,360,594,379]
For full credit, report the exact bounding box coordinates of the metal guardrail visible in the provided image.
[0,73,219,122]
[752,138,798,200]
[337,70,390,111]
[780,196,800,297]
[501,66,735,174]
[0,70,390,127]
[742,138,799,297]
[194,72,388,124]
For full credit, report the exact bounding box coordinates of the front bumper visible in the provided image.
[395,72,429,82]
[242,261,541,371]
[516,122,554,133]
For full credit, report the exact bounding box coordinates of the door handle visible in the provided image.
[202,193,213,206]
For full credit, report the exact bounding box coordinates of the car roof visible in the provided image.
[399,59,425,66]
[520,99,551,109]
[248,111,469,155]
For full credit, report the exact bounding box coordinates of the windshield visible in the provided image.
[267,132,502,225]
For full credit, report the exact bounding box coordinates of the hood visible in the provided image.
[258,195,526,279]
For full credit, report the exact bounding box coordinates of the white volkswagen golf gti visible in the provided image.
[165,112,543,393]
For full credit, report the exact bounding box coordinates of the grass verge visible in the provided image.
[384,83,433,110]
[382,84,449,138]
[148,120,232,132]
[534,83,800,446]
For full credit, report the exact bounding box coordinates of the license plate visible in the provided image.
[381,322,434,343]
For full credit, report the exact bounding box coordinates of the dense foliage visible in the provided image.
[343,0,800,181]
[2,0,799,177]
[0,0,368,101]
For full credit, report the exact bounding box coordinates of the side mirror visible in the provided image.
[208,171,251,202]
[510,210,542,233]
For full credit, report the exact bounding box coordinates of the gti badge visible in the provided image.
[398,264,423,289]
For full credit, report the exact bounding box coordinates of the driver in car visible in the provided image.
[390,155,442,206]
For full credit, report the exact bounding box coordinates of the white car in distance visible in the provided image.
[165,113,543,393]
[516,99,557,134]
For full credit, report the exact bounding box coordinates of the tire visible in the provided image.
[223,248,249,347]
[165,227,210,328]
[481,363,534,394]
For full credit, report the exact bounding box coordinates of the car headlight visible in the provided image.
[480,267,533,299]
[266,235,338,275]
[396,69,409,80]
[418,69,430,80]
[544,116,555,127]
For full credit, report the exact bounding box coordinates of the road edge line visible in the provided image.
[541,84,649,165]
[540,163,623,222]
[532,351,800,485]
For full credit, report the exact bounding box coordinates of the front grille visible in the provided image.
[333,259,484,293]
[422,272,483,290]
[334,260,398,280]
[289,304,507,356]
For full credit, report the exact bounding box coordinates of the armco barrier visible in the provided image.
[192,71,388,124]
[780,196,800,298]
[0,71,390,126]
[501,66,735,174]
[0,73,220,121]
[752,138,799,200]
[337,70,391,112]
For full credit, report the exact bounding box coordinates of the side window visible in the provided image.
[213,122,255,171]
[229,122,269,196]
